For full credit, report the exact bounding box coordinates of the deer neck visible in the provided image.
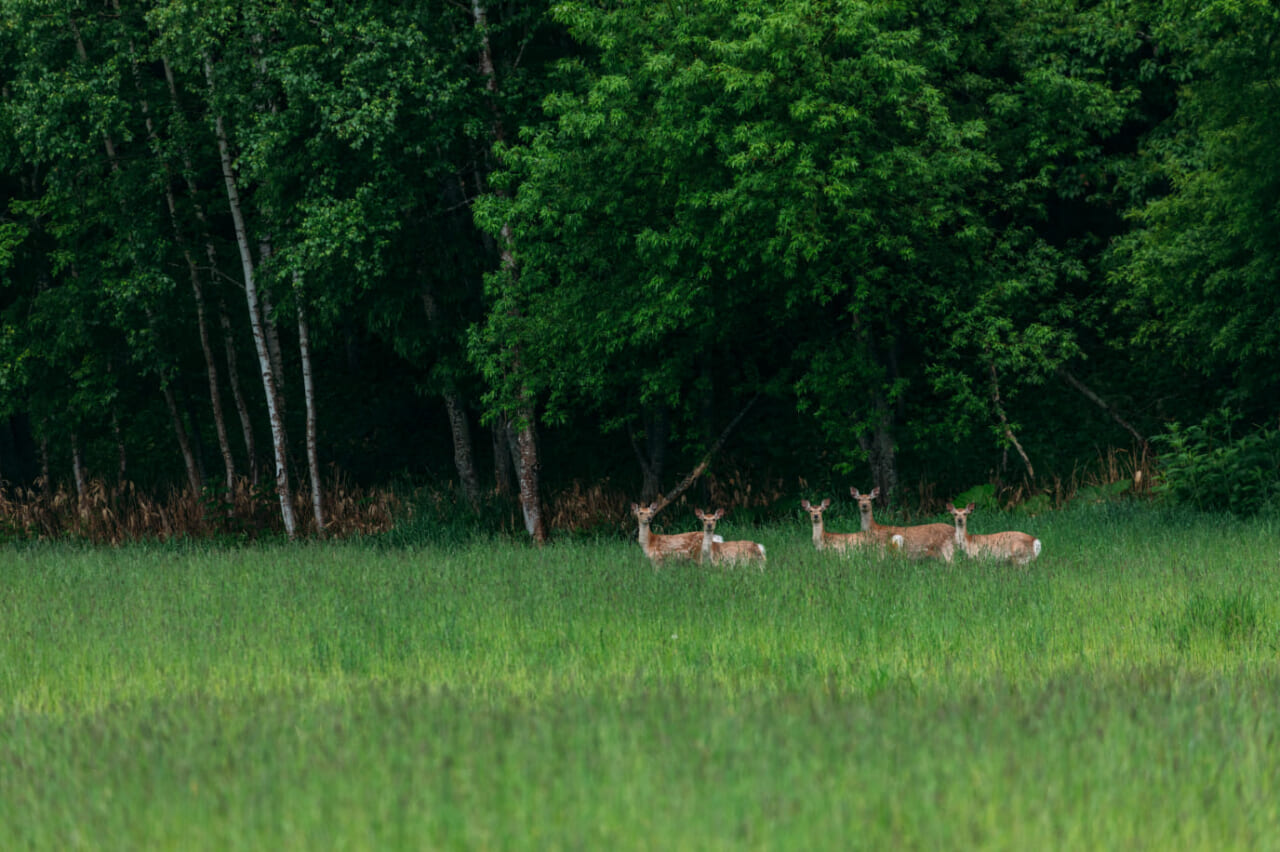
[858,505,875,532]
[637,520,653,552]
[701,525,715,561]
[812,520,826,549]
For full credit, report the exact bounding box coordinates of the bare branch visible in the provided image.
[1058,368,1148,452]
[651,393,760,513]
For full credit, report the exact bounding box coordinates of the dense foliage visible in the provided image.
[2,0,1277,532]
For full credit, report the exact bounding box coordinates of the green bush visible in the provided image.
[1154,409,1280,516]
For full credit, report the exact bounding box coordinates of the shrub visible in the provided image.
[1153,409,1280,516]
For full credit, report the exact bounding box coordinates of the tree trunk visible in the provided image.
[70,433,87,504]
[219,296,259,486]
[162,56,252,494]
[124,9,234,506]
[258,239,289,401]
[629,405,669,505]
[421,287,482,509]
[492,416,514,496]
[207,55,297,539]
[161,380,203,495]
[858,407,898,507]
[295,277,325,534]
[111,411,126,483]
[471,0,546,541]
[76,21,204,499]
[443,392,482,510]
[504,413,546,541]
[39,434,50,489]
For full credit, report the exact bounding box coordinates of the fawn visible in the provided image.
[850,487,954,562]
[945,502,1042,565]
[800,499,901,553]
[695,509,767,567]
[631,502,707,567]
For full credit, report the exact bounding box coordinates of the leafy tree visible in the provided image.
[476,0,1140,502]
[1112,0,1280,418]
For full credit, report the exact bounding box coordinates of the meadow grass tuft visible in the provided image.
[2,504,1279,849]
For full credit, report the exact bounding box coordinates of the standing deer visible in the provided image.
[945,502,1042,565]
[695,508,767,567]
[631,502,709,567]
[800,499,901,553]
[850,487,955,562]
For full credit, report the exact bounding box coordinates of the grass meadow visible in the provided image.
[2,502,1279,850]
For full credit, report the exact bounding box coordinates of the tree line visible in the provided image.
[2,0,1277,540]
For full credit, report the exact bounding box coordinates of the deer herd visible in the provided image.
[631,486,1042,570]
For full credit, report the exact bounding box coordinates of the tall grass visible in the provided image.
[2,504,1279,849]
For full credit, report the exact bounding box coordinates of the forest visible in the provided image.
[2,0,1278,541]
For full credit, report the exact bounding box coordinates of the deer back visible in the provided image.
[711,539,767,564]
[821,529,880,553]
[876,522,955,561]
[966,531,1041,565]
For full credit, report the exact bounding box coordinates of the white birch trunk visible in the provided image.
[206,56,297,539]
[295,275,325,533]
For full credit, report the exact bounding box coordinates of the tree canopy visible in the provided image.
[1,0,1276,531]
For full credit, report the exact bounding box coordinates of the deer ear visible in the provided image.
[821,498,831,509]
[945,502,954,510]
[715,509,725,519]
[801,500,811,509]
[630,503,639,512]
[849,487,859,497]
[966,502,976,512]
[870,487,880,498]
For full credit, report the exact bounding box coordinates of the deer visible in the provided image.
[800,499,902,553]
[945,502,1042,566]
[850,487,955,562]
[694,508,767,568]
[631,502,712,567]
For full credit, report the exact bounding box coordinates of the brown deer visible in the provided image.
[850,487,955,561]
[800,499,901,553]
[945,502,1042,566]
[695,508,767,568]
[631,502,707,567]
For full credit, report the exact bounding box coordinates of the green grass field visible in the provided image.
[3,503,1279,850]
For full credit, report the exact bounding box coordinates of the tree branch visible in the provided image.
[651,393,760,514]
[1058,368,1148,452]
[989,362,1034,481]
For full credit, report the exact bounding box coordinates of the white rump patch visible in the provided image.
[1033,539,1043,557]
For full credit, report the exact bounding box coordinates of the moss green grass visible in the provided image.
[2,504,1278,849]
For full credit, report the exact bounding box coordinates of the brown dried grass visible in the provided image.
[0,475,401,544]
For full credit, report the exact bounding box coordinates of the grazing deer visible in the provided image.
[695,508,767,567]
[631,502,708,567]
[800,499,901,553]
[850,487,955,562]
[945,502,1042,566]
